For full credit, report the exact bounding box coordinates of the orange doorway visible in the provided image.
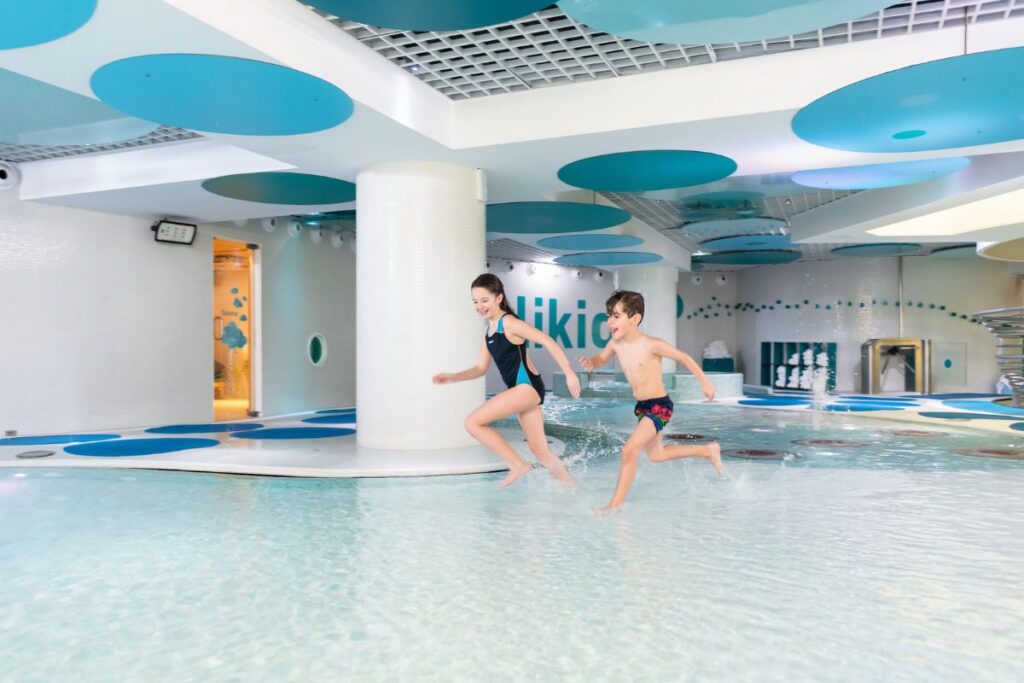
[213,238,256,421]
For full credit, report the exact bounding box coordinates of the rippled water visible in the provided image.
[2,400,1023,682]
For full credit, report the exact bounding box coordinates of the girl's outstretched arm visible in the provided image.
[503,317,581,398]
[432,338,491,384]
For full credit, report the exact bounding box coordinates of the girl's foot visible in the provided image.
[707,442,724,475]
[499,463,533,487]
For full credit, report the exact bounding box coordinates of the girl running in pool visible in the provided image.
[433,274,582,487]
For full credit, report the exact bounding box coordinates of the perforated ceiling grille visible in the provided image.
[313,0,1024,100]
[0,126,201,164]
[487,237,558,262]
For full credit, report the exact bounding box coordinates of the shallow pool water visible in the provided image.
[1,399,1023,681]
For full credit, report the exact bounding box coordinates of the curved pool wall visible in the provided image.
[552,371,744,400]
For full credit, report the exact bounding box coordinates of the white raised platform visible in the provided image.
[0,412,562,478]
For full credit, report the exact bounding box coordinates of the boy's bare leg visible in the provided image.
[646,434,723,474]
[464,385,541,487]
[518,406,575,486]
[598,418,659,514]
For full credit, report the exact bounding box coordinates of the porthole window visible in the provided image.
[308,334,327,366]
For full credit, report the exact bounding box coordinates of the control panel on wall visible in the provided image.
[152,219,197,245]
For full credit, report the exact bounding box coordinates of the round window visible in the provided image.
[308,334,327,366]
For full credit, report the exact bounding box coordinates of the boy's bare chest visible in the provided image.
[617,346,658,378]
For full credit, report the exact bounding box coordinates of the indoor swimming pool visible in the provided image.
[2,400,1022,682]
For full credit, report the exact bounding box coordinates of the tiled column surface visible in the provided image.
[356,162,485,449]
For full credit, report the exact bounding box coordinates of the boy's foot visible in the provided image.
[499,463,532,488]
[707,441,724,475]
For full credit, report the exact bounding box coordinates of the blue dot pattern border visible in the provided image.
[65,438,220,457]
[305,0,552,31]
[0,434,120,446]
[0,0,97,50]
[91,54,354,136]
[792,48,1024,153]
[558,150,737,192]
[231,427,356,440]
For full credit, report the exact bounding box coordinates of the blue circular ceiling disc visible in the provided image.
[0,0,97,50]
[306,0,552,31]
[695,250,800,265]
[203,172,356,205]
[558,150,737,192]
[554,251,663,266]
[791,158,971,189]
[831,243,921,257]
[91,54,353,136]
[792,48,1024,153]
[557,0,893,45]
[701,234,791,250]
[487,202,630,234]
[683,217,786,235]
[538,234,644,250]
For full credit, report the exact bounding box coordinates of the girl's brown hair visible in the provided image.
[471,273,518,318]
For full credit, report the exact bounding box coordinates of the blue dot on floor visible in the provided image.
[1,433,120,446]
[146,423,264,434]
[231,427,355,440]
[303,414,357,425]
[65,438,219,457]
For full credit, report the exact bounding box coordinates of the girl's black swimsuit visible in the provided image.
[486,314,545,404]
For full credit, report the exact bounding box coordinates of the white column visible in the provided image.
[356,162,485,449]
[615,265,679,371]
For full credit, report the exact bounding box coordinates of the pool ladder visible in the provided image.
[975,307,1024,408]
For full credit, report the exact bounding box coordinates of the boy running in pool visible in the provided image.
[579,290,723,513]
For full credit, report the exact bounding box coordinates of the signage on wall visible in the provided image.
[515,296,610,349]
[152,219,197,245]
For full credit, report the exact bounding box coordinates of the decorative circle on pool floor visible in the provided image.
[919,411,1020,421]
[665,433,714,442]
[954,448,1024,460]
[886,429,949,437]
[303,415,357,425]
[146,423,264,434]
[91,54,354,136]
[724,448,793,460]
[16,450,55,459]
[231,427,355,439]
[65,438,219,457]
[0,434,121,446]
[791,438,869,448]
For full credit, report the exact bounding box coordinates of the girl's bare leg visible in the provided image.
[464,385,541,487]
[518,406,574,486]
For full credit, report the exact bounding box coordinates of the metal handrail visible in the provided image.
[975,307,1024,407]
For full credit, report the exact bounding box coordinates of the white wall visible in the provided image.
[677,270,739,370]
[733,255,1019,392]
[481,260,615,393]
[208,223,356,417]
[0,191,356,435]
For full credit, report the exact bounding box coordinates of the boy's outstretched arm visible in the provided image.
[578,343,615,372]
[653,339,716,402]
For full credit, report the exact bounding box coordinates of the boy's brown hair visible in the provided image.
[606,290,645,322]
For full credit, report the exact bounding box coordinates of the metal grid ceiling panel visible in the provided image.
[0,126,201,164]
[315,0,1024,100]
